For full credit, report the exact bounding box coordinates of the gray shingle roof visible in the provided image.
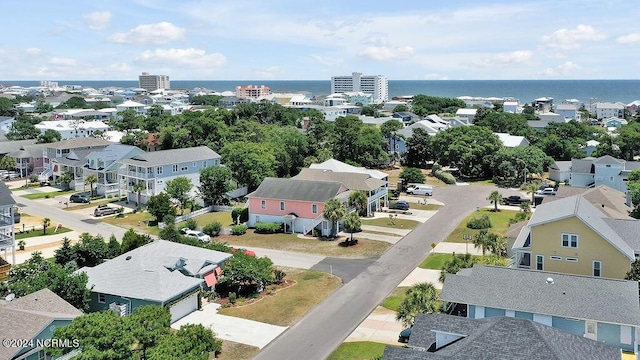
[604,218,640,252]
[47,137,113,150]
[247,177,346,202]
[571,158,595,174]
[118,146,220,167]
[527,195,634,258]
[439,265,640,326]
[293,168,387,191]
[0,139,38,154]
[78,240,232,303]
[593,155,625,165]
[550,160,571,172]
[385,313,622,360]
[0,182,16,208]
[546,185,631,218]
[0,289,82,360]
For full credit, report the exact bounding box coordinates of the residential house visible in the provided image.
[627,100,640,113]
[6,144,46,177]
[116,100,148,116]
[117,146,221,205]
[41,137,113,181]
[395,121,444,153]
[309,158,388,182]
[79,240,232,323]
[440,264,640,353]
[293,168,388,216]
[34,119,109,140]
[383,313,622,360]
[0,289,82,360]
[603,117,628,129]
[0,182,16,269]
[82,144,146,196]
[583,139,600,157]
[594,102,625,119]
[503,100,519,113]
[533,97,554,112]
[554,103,580,121]
[548,160,571,183]
[392,112,421,123]
[246,177,349,236]
[494,132,530,148]
[512,191,637,279]
[528,112,565,130]
[454,108,477,124]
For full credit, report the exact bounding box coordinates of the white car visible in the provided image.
[184,230,211,242]
[536,187,557,196]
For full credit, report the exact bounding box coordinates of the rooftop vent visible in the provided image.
[546,277,554,285]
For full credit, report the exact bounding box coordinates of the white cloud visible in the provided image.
[108,62,131,72]
[83,11,112,31]
[538,61,580,77]
[616,33,640,45]
[254,66,279,79]
[49,57,77,67]
[310,54,343,67]
[26,48,42,55]
[541,25,605,50]
[135,48,226,68]
[358,46,414,61]
[108,22,185,45]
[465,50,533,68]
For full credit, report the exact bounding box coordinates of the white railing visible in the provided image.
[38,168,53,181]
[158,205,215,228]
[303,214,325,235]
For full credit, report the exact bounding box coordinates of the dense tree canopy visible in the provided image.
[411,95,466,116]
[431,126,502,178]
[198,166,234,205]
[221,141,276,190]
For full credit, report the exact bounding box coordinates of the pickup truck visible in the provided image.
[502,195,530,205]
[93,204,122,217]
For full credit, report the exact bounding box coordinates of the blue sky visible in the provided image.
[1,0,638,80]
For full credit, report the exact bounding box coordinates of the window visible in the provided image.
[172,164,178,172]
[566,257,578,262]
[261,200,266,209]
[202,161,207,168]
[181,166,188,171]
[156,166,163,175]
[280,201,285,211]
[609,176,614,182]
[561,233,578,248]
[98,293,106,303]
[193,162,197,167]
[536,255,544,271]
[312,204,318,214]
[550,256,562,261]
[593,261,602,277]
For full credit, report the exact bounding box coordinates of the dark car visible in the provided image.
[398,327,412,343]
[502,195,530,205]
[390,200,410,210]
[69,193,90,203]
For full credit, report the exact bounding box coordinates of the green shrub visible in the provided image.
[432,163,442,172]
[466,214,492,229]
[231,207,249,224]
[509,211,530,225]
[185,218,198,230]
[254,222,282,234]
[228,292,237,304]
[432,169,456,184]
[203,221,222,237]
[231,224,247,235]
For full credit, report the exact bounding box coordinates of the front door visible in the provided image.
[585,321,597,340]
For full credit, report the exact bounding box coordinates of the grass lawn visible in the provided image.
[380,287,409,312]
[361,217,420,229]
[445,208,518,243]
[218,267,342,326]
[464,178,496,185]
[216,340,260,360]
[327,342,387,360]
[15,227,72,240]
[418,253,483,269]
[384,168,448,188]
[103,211,234,237]
[408,202,442,211]
[21,190,75,200]
[220,230,391,258]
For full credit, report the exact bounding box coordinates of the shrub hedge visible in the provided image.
[231,224,248,235]
[254,222,282,234]
[466,214,492,229]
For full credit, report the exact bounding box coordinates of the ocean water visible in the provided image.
[2,79,639,105]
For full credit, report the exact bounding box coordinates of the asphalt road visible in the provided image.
[311,257,379,283]
[254,184,515,360]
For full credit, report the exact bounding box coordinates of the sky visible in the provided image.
[1,0,638,81]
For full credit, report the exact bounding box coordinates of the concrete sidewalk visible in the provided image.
[360,225,411,236]
[172,302,288,349]
[353,232,401,244]
[433,242,483,256]
[399,268,442,289]
[345,306,404,345]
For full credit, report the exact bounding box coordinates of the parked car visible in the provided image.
[389,200,410,210]
[406,185,433,196]
[232,247,257,257]
[502,195,530,205]
[184,230,211,242]
[69,193,90,203]
[536,187,557,196]
[179,227,190,234]
[93,204,121,217]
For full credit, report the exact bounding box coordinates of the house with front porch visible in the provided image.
[567,155,640,193]
[512,192,637,279]
[439,264,640,354]
[41,138,113,181]
[82,144,145,197]
[6,144,46,178]
[117,146,221,206]
[0,182,16,269]
[247,178,350,236]
[79,240,231,323]
[0,289,83,360]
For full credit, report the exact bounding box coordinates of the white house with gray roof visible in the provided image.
[79,240,232,323]
[117,146,221,206]
[0,182,16,267]
[440,264,640,353]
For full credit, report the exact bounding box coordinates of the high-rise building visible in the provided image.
[331,72,388,103]
[138,72,170,91]
[235,85,271,99]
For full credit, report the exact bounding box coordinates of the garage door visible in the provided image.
[169,292,198,323]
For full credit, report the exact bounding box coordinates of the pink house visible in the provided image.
[247,178,349,236]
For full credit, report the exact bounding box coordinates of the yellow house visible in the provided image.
[513,194,638,279]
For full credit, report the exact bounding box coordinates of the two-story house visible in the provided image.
[82,144,145,196]
[440,264,640,354]
[117,146,221,206]
[247,178,350,236]
[42,138,113,181]
[0,289,82,360]
[0,182,16,273]
[566,155,640,194]
[513,192,639,279]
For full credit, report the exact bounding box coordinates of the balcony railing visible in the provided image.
[118,170,155,179]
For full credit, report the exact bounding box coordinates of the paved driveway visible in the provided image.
[172,303,287,349]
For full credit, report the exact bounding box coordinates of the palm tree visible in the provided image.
[396,282,441,328]
[472,230,489,255]
[524,183,540,204]
[439,253,476,283]
[85,174,98,198]
[487,191,502,212]
[132,182,146,210]
[348,191,368,217]
[42,217,51,235]
[322,198,347,238]
[57,171,73,191]
[485,232,507,257]
[343,212,361,245]
[519,201,531,213]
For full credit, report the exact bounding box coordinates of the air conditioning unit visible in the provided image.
[109,302,129,317]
